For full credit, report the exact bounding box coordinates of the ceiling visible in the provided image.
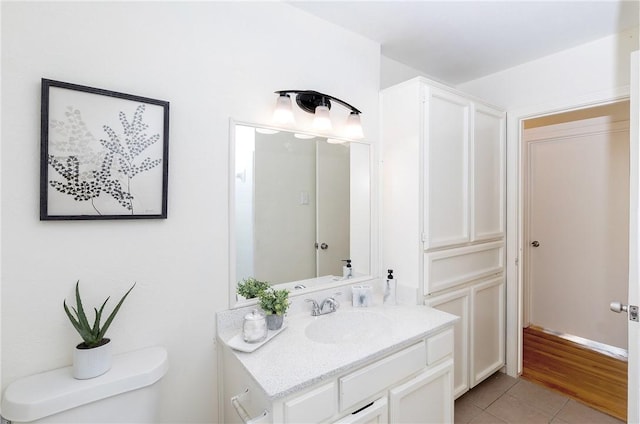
[290,1,640,85]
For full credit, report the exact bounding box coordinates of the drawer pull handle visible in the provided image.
[231,388,269,424]
[352,401,374,415]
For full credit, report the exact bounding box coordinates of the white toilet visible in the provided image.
[1,347,168,423]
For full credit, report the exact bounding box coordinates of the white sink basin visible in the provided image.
[305,310,393,344]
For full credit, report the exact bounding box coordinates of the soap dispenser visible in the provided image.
[342,259,352,279]
[384,269,397,305]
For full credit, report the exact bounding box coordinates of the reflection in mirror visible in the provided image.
[233,124,371,302]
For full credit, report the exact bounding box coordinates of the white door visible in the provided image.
[316,141,350,277]
[525,115,630,349]
[626,50,639,424]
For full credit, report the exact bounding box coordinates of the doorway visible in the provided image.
[521,101,630,420]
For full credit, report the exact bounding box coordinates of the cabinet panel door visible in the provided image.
[425,288,469,398]
[472,104,505,242]
[333,398,388,424]
[424,87,470,249]
[389,360,454,424]
[471,276,505,386]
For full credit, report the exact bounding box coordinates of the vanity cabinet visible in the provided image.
[220,326,454,423]
[381,77,505,398]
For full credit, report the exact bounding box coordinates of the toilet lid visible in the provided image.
[1,346,169,422]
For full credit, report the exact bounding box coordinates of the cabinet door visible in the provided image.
[333,398,388,424]
[426,288,470,398]
[424,87,471,250]
[472,104,505,242]
[470,276,505,386]
[389,360,454,423]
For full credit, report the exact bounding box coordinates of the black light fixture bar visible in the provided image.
[274,90,362,115]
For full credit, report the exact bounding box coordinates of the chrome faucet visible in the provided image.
[305,293,341,316]
[321,296,339,314]
[305,299,321,316]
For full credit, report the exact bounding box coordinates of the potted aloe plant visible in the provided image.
[236,277,270,300]
[63,281,135,379]
[258,287,290,330]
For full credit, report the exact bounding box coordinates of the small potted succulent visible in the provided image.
[63,281,135,379]
[236,277,270,300]
[257,287,290,330]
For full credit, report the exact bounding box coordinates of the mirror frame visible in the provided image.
[228,119,375,308]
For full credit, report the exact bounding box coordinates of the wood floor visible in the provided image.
[522,325,627,421]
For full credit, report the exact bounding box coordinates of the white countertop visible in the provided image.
[217,304,459,400]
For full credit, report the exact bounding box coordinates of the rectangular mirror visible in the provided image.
[231,123,371,305]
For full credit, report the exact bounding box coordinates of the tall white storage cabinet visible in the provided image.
[382,77,505,399]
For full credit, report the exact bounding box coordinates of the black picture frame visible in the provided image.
[40,79,169,220]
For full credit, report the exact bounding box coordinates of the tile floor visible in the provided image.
[454,372,624,424]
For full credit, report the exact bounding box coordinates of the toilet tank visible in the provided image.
[1,347,168,423]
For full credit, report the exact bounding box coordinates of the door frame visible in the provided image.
[522,109,630,344]
[506,86,631,379]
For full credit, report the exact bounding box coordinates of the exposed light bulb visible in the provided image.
[272,94,294,125]
[313,105,332,131]
[345,111,364,139]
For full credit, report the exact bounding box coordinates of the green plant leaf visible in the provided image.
[63,300,82,333]
[237,277,270,299]
[257,287,290,316]
[64,300,95,344]
[73,281,92,333]
[92,297,109,336]
[96,283,135,341]
[63,281,135,347]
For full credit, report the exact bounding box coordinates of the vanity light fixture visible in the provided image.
[272,93,295,125]
[273,90,364,139]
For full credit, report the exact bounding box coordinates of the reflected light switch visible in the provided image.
[300,191,310,205]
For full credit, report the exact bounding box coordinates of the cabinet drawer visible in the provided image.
[340,342,426,411]
[284,382,337,423]
[426,328,454,365]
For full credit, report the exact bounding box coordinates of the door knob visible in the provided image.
[531,241,540,247]
[610,301,639,321]
[320,243,328,250]
[610,301,628,313]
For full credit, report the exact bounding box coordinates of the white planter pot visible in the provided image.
[73,339,112,379]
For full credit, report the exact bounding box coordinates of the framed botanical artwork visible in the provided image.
[40,79,169,220]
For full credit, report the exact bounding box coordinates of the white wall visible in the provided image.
[458,28,639,110]
[380,55,432,89]
[0,2,380,422]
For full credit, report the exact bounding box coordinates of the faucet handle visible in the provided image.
[305,299,320,316]
[322,294,341,312]
[331,292,342,309]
